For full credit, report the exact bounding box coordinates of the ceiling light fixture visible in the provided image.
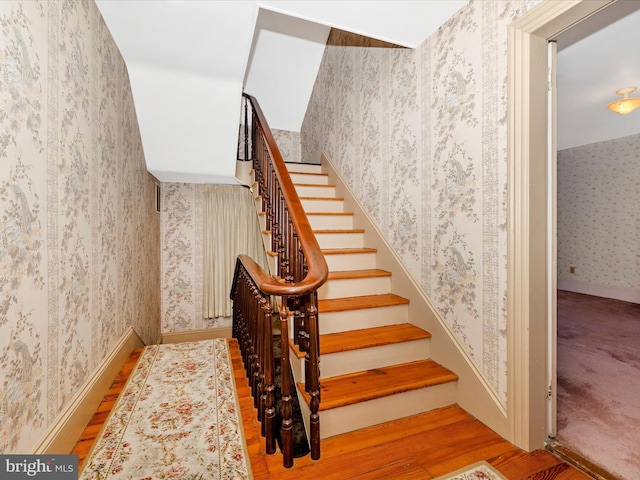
[607,86,640,114]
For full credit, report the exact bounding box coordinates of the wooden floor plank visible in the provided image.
[72,339,593,480]
[490,449,565,479]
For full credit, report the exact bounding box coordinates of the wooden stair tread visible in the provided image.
[322,247,377,255]
[294,183,335,188]
[328,269,391,280]
[319,293,409,312]
[289,323,431,359]
[306,212,353,216]
[298,359,458,411]
[320,324,431,355]
[300,196,344,201]
[287,171,328,177]
[314,228,364,234]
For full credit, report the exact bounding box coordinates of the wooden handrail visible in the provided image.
[231,93,327,467]
[238,93,328,294]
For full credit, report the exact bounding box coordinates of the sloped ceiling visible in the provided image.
[96,0,640,182]
[95,0,466,184]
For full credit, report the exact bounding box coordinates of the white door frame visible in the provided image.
[507,0,614,451]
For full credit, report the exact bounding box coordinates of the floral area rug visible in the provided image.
[80,339,252,480]
[434,461,508,480]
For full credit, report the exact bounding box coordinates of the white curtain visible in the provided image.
[203,185,268,318]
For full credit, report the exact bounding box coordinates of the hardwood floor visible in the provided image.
[72,339,592,479]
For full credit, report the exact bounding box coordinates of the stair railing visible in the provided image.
[231,93,328,467]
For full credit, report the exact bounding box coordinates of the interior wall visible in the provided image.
[302,0,543,406]
[161,183,207,332]
[0,0,161,453]
[557,132,640,303]
[160,183,243,333]
[272,129,302,163]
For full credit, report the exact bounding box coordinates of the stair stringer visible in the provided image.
[320,152,510,440]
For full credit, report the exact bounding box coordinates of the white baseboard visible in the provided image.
[162,326,232,344]
[558,278,640,304]
[32,327,144,454]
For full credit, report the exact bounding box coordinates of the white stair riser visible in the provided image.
[286,163,323,174]
[315,232,364,249]
[315,339,431,379]
[267,254,277,274]
[298,382,457,440]
[301,199,344,213]
[264,231,364,250]
[307,214,353,230]
[318,276,391,300]
[290,173,329,185]
[324,252,377,271]
[319,304,408,335]
[261,212,353,233]
[295,185,336,198]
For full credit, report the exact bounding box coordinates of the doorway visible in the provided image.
[508,0,609,452]
[551,4,640,478]
[507,0,640,471]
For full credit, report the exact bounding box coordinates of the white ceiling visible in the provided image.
[96,0,466,184]
[96,0,639,183]
[556,1,640,151]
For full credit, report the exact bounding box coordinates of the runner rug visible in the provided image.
[80,339,252,480]
[433,461,507,480]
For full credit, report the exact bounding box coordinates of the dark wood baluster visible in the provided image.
[256,294,267,425]
[306,293,321,460]
[292,297,302,348]
[284,210,294,283]
[279,298,294,468]
[298,293,310,355]
[240,277,252,376]
[243,98,249,162]
[262,297,276,454]
[250,285,261,408]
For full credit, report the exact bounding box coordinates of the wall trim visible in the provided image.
[162,326,232,344]
[321,152,509,439]
[507,0,615,451]
[558,279,640,304]
[31,327,143,454]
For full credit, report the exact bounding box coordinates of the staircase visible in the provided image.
[256,162,458,441]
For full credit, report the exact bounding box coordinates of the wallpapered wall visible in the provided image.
[0,1,161,453]
[160,132,301,333]
[161,183,207,332]
[302,0,542,405]
[557,133,640,293]
[272,129,302,164]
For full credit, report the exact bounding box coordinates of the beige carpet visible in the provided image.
[557,290,640,480]
[79,339,252,480]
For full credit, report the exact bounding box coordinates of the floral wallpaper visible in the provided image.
[302,0,542,405]
[0,0,160,453]
[160,182,210,333]
[557,133,640,292]
[272,129,302,164]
